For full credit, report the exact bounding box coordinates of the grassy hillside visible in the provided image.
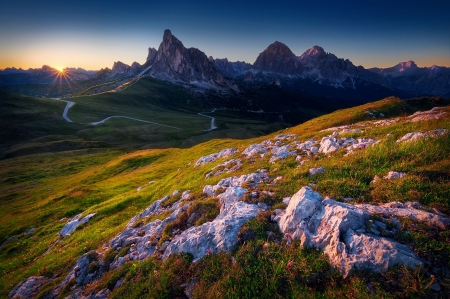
[0,96,449,298]
[0,78,293,158]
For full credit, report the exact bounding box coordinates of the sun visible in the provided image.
[56,67,64,73]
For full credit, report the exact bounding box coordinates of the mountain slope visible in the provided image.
[1,96,449,298]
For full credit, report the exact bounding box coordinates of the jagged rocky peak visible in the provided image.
[147,47,157,62]
[253,41,300,73]
[148,29,226,86]
[300,45,326,58]
[112,61,130,73]
[158,29,185,57]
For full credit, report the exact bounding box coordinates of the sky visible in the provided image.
[1,0,449,70]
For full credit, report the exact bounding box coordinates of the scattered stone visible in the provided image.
[270,145,296,163]
[206,159,242,177]
[273,176,283,183]
[408,107,447,122]
[181,190,191,201]
[373,118,400,127]
[319,137,340,154]
[356,202,450,229]
[242,144,268,157]
[274,187,422,277]
[340,129,362,134]
[396,129,448,143]
[275,134,298,140]
[60,213,97,237]
[321,125,351,132]
[9,276,49,299]
[371,175,381,184]
[309,167,325,176]
[195,148,237,166]
[384,171,406,179]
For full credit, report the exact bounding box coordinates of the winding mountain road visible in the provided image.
[50,98,181,129]
[51,98,75,122]
[89,116,180,129]
[198,112,217,131]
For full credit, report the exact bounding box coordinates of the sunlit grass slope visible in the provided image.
[0,77,289,157]
[0,96,449,298]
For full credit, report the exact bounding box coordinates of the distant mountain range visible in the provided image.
[1,29,449,99]
[0,66,97,85]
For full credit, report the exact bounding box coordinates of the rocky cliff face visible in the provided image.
[370,61,450,96]
[147,47,158,62]
[146,30,226,86]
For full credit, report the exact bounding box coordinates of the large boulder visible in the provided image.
[274,187,422,277]
[318,137,340,154]
[163,187,259,261]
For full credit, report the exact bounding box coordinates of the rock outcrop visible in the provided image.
[356,202,450,229]
[396,129,448,143]
[273,187,422,277]
[195,148,237,167]
[163,188,260,261]
[60,213,97,237]
[8,276,49,299]
[407,107,447,122]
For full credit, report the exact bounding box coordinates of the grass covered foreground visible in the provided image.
[0,96,449,298]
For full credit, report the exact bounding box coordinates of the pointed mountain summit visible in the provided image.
[253,41,300,73]
[300,45,326,59]
[145,29,226,86]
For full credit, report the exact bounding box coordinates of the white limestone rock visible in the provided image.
[274,187,422,277]
[396,129,447,143]
[309,167,325,176]
[206,159,242,177]
[275,134,298,140]
[195,148,237,167]
[242,144,268,157]
[408,107,447,122]
[60,213,97,237]
[270,145,296,163]
[319,137,340,154]
[384,171,406,179]
[163,188,259,262]
[356,202,450,229]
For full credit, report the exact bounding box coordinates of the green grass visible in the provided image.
[0,96,449,298]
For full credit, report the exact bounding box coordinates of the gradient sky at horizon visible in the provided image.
[1,0,449,70]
